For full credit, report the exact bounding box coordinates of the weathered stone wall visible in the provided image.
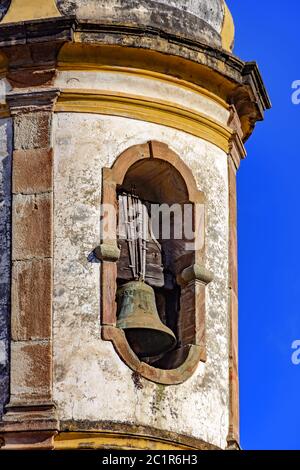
[6,91,58,411]
[0,117,12,417]
[53,110,230,448]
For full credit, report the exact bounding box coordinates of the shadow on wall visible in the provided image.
[0,127,12,417]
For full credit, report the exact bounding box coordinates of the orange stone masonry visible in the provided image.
[0,90,60,449]
[226,106,247,449]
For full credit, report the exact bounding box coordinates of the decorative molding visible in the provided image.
[57,46,229,111]
[178,264,214,287]
[60,67,228,110]
[54,426,220,451]
[94,244,120,263]
[0,22,270,140]
[102,327,202,386]
[226,111,242,446]
[0,403,59,450]
[105,141,205,205]
[1,89,60,118]
[7,89,60,115]
[55,431,191,451]
[0,431,57,450]
[1,0,61,24]
[0,85,59,450]
[228,105,247,170]
[56,89,233,153]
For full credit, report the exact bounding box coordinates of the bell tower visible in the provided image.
[0,1,270,450]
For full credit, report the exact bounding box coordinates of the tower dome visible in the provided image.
[58,0,234,50]
[1,0,235,51]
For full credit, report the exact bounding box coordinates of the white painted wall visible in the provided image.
[53,111,230,449]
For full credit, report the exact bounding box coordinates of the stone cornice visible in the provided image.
[0,17,74,46]
[55,89,233,153]
[228,105,247,169]
[6,89,60,115]
[55,423,220,450]
[0,18,271,141]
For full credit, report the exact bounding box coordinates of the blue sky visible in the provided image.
[226,0,300,450]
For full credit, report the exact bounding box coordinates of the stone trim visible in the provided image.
[100,141,212,385]
[57,64,229,110]
[56,89,233,153]
[228,105,247,170]
[226,107,244,448]
[1,431,57,450]
[178,264,214,286]
[6,90,60,116]
[54,422,220,450]
[94,244,120,263]
[56,39,270,142]
[0,18,271,140]
[0,89,59,449]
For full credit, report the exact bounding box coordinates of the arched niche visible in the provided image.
[99,141,213,385]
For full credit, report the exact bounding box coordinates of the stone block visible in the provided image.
[11,259,52,341]
[12,193,52,260]
[229,289,238,368]
[10,341,52,403]
[13,149,52,194]
[14,113,52,150]
[0,304,9,340]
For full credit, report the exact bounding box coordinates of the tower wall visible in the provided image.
[51,70,231,448]
[53,114,230,449]
[0,0,270,451]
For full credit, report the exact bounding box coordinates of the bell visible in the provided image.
[117,281,177,358]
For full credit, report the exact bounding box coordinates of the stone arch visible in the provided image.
[99,141,213,385]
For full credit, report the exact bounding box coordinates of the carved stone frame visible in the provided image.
[99,141,213,385]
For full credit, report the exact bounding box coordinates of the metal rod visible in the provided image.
[138,200,143,281]
[129,193,138,280]
[119,190,149,282]
[122,194,136,278]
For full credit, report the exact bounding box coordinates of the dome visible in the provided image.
[0,0,235,51]
[58,0,234,51]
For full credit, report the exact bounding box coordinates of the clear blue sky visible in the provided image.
[226,0,300,450]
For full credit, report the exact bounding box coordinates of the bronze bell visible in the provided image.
[117,281,177,358]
